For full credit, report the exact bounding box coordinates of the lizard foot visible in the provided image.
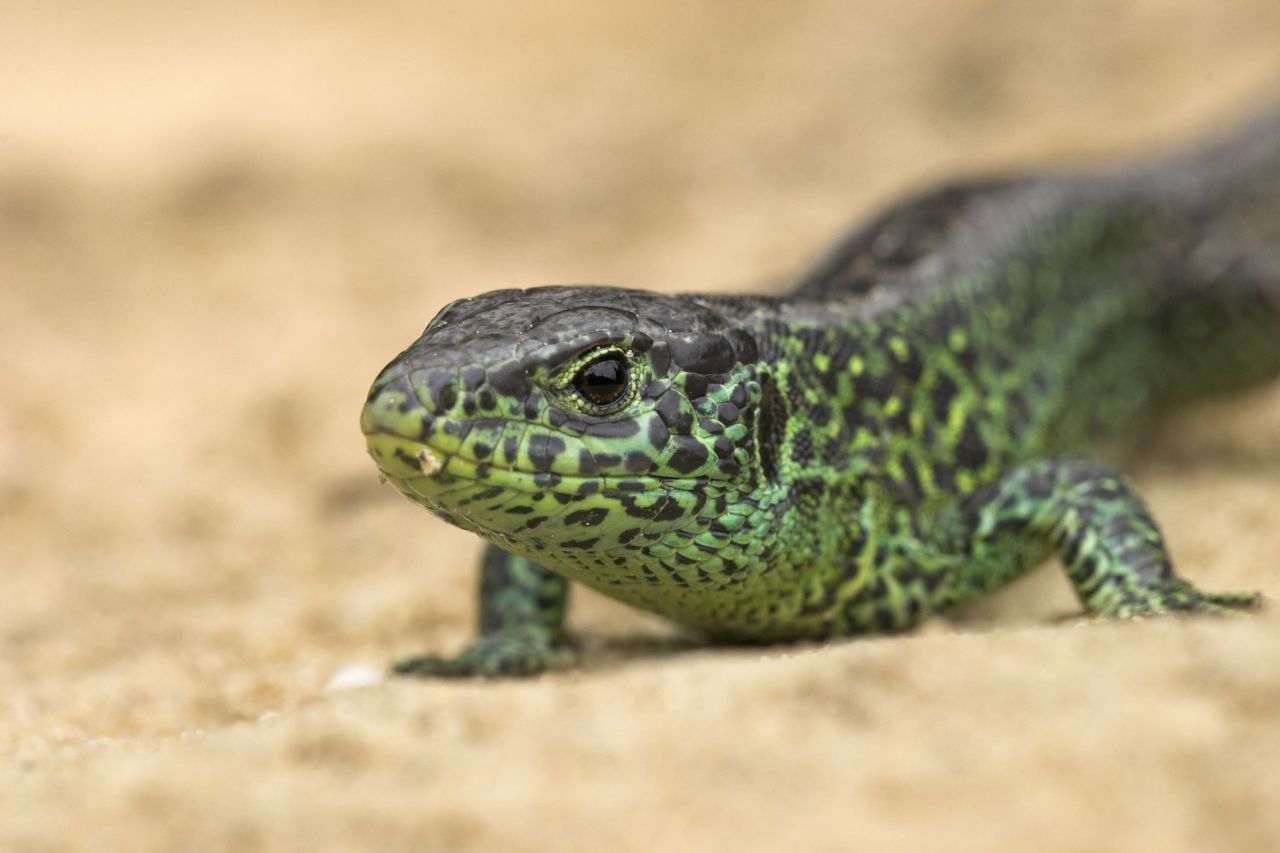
[1092,578,1264,619]
[392,630,573,679]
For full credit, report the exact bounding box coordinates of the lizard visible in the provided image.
[360,104,1280,677]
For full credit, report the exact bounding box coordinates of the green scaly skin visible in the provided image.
[363,107,1280,677]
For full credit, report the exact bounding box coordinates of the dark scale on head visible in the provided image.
[643,379,671,400]
[665,435,711,474]
[655,393,694,434]
[564,507,609,527]
[697,417,724,435]
[585,419,642,439]
[624,452,652,474]
[681,373,709,401]
[668,332,736,375]
[527,434,567,472]
[647,417,671,450]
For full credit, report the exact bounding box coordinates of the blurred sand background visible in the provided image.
[3,1,1280,850]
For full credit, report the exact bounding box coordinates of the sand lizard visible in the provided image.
[361,106,1280,676]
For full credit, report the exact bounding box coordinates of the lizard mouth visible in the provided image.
[365,429,712,552]
[365,430,705,499]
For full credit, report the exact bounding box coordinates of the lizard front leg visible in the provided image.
[394,543,572,678]
[934,458,1263,618]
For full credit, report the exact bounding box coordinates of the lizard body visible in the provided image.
[361,106,1280,676]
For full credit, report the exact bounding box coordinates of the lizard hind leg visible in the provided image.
[940,458,1262,619]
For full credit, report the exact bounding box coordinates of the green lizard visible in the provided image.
[361,106,1280,677]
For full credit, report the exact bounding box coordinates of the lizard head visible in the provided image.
[360,285,778,596]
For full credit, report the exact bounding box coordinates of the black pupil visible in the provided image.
[573,355,628,406]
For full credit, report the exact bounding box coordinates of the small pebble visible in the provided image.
[324,663,385,692]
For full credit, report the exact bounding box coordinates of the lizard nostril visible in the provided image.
[361,374,424,437]
[366,365,407,403]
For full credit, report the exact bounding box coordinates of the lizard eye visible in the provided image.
[572,353,629,407]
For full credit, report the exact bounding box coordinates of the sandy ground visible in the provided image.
[3,2,1280,850]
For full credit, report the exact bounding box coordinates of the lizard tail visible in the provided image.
[1141,101,1280,404]
[1162,100,1280,192]
[1154,99,1280,253]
